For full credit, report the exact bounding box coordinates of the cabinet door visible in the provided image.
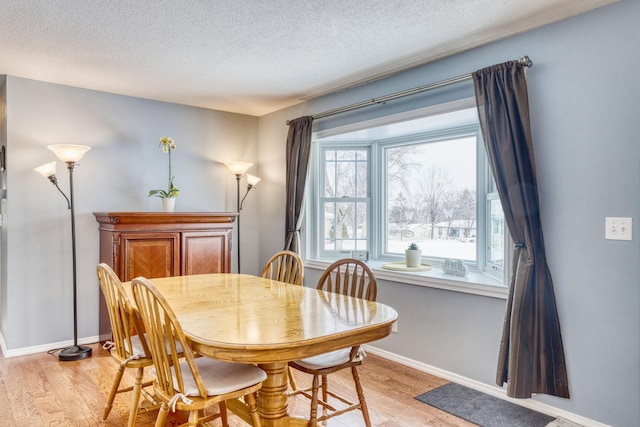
[182,231,230,275]
[120,232,181,280]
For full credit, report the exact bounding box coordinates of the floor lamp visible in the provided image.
[35,144,92,362]
[224,161,260,273]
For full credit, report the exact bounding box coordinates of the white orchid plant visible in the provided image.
[148,137,180,198]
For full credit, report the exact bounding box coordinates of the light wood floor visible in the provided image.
[0,343,476,426]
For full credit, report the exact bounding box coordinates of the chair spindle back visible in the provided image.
[317,258,377,301]
[261,250,304,285]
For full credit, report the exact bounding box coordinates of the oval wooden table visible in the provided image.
[125,273,397,427]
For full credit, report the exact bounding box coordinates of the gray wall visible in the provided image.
[2,76,260,350]
[258,2,639,426]
[0,76,7,344]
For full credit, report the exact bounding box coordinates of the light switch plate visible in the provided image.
[605,217,632,241]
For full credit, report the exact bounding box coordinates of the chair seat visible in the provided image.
[123,334,183,359]
[173,358,267,397]
[123,335,147,358]
[293,348,352,370]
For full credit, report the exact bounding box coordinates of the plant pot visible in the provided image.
[405,249,422,267]
[162,197,176,212]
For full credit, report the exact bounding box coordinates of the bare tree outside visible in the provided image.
[387,145,419,188]
[389,192,413,241]
[416,165,453,239]
[386,145,420,237]
[454,188,476,239]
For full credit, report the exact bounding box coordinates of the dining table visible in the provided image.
[124,273,397,427]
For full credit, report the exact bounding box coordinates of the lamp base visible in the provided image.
[59,344,92,361]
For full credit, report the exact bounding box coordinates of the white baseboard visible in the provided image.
[364,345,610,427]
[0,332,99,358]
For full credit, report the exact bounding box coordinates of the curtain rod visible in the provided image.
[289,56,532,124]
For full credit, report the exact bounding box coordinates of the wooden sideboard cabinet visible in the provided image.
[93,211,238,341]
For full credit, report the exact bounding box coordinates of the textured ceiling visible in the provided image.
[0,0,616,116]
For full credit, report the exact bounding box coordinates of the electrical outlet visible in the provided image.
[605,217,632,241]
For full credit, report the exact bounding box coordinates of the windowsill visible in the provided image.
[304,259,508,300]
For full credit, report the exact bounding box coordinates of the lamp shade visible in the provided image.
[48,144,91,163]
[247,174,261,187]
[34,161,57,178]
[224,161,253,176]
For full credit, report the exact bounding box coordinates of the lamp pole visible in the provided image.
[235,173,242,273]
[58,160,92,361]
[53,162,79,359]
[224,162,261,274]
[224,161,255,274]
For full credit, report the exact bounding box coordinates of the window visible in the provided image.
[319,148,369,255]
[308,100,508,286]
[383,131,478,261]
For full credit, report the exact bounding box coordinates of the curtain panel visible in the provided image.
[284,116,314,254]
[473,61,570,398]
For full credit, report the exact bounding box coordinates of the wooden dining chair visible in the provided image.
[131,276,266,427]
[260,250,304,286]
[260,250,304,389]
[288,258,377,427]
[97,263,158,427]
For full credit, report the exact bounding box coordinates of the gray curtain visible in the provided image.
[284,116,313,253]
[473,61,570,398]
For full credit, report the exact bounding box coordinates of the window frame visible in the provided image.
[375,125,483,269]
[305,100,509,294]
[317,144,371,259]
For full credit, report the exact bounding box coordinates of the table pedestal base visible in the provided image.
[227,362,310,427]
